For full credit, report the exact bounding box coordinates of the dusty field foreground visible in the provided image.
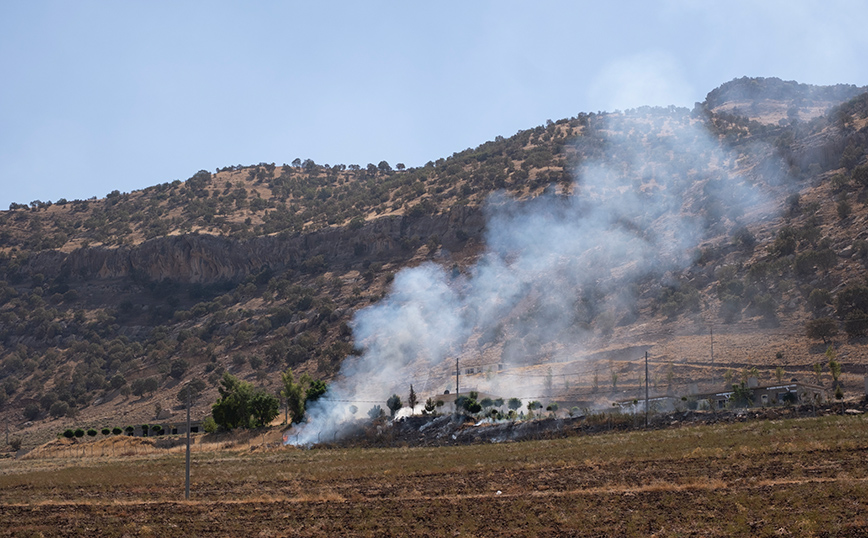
[2,416,868,537]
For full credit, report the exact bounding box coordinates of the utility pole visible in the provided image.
[710,325,715,387]
[455,357,460,397]
[185,384,191,501]
[644,351,649,428]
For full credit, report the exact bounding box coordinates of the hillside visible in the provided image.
[3,76,868,449]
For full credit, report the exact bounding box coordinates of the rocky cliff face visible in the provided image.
[25,206,484,284]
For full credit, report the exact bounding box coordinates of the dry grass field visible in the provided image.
[2,414,868,537]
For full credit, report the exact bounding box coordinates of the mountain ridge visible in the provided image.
[3,76,868,449]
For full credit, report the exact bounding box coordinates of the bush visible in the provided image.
[202,416,217,433]
[112,427,122,435]
[169,359,189,379]
[74,428,85,438]
[177,378,208,405]
[62,429,74,439]
[109,374,126,390]
[49,400,70,418]
[808,288,832,311]
[23,403,40,421]
[86,429,97,437]
[843,310,868,337]
[732,226,756,251]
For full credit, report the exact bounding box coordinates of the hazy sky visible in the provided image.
[2,1,867,208]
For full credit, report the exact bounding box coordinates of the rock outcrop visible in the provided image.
[25,206,484,284]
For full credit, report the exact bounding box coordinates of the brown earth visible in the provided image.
[2,413,868,537]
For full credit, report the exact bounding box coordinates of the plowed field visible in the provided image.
[3,415,868,537]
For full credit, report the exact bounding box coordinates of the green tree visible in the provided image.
[281,369,309,425]
[211,372,274,430]
[827,347,842,385]
[423,397,436,414]
[306,379,327,406]
[507,398,522,412]
[730,383,753,408]
[386,394,403,417]
[368,405,384,419]
[211,373,252,430]
[248,390,280,428]
[805,317,838,344]
[407,384,418,412]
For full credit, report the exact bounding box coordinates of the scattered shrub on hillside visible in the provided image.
[23,403,39,421]
[843,310,868,337]
[837,199,852,220]
[62,429,74,439]
[86,429,97,437]
[808,288,832,311]
[731,226,756,251]
[49,400,70,418]
[169,359,189,379]
[73,428,84,438]
[770,227,797,257]
[177,378,207,405]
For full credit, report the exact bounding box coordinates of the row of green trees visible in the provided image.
[60,425,161,438]
[209,369,327,431]
[379,389,561,421]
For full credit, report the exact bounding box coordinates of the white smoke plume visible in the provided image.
[287,109,770,446]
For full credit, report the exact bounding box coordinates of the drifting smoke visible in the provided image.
[287,110,771,446]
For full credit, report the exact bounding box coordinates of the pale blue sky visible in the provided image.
[2,1,867,208]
